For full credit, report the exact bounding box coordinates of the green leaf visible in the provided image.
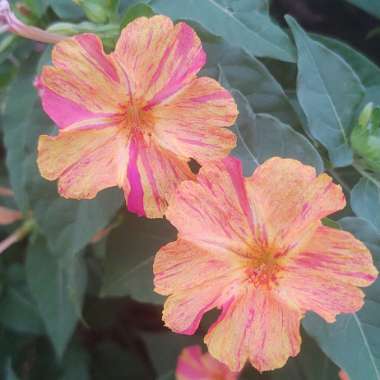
[59,343,90,380]
[4,360,20,380]
[121,3,155,28]
[303,217,380,380]
[345,0,380,19]
[25,236,87,359]
[230,90,324,175]
[203,39,300,128]
[270,333,339,380]
[101,213,175,303]
[150,0,296,62]
[48,0,84,19]
[351,177,380,231]
[140,331,201,378]
[312,34,380,87]
[286,16,365,167]
[0,285,44,335]
[2,55,123,257]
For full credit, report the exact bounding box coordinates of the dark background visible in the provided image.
[272,0,380,64]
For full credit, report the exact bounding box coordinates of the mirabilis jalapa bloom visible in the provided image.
[154,157,378,372]
[176,345,239,380]
[36,15,238,218]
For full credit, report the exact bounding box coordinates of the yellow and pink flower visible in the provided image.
[36,15,238,218]
[176,345,239,380]
[154,157,378,372]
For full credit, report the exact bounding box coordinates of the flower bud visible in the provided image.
[0,0,64,44]
[351,102,380,172]
[73,0,115,24]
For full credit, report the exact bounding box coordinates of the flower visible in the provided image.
[154,157,378,372]
[36,15,238,218]
[0,187,33,255]
[339,370,350,380]
[176,345,239,380]
[0,0,64,44]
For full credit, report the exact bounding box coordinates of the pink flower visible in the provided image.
[339,369,350,380]
[154,157,378,372]
[36,15,238,218]
[0,0,64,44]
[176,345,239,380]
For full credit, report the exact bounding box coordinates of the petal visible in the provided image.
[289,225,378,287]
[248,157,345,249]
[176,346,207,380]
[37,127,126,199]
[123,133,193,218]
[0,206,22,225]
[114,16,206,105]
[154,239,244,296]
[166,157,265,256]
[205,290,302,372]
[153,77,238,163]
[279,270,366,323]
[176,346,238,380]
[39,34,127,129]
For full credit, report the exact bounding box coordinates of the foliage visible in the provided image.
[0,0,379,379]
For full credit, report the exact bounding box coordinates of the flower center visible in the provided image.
[246,250,283,289]
[122,100,155,135]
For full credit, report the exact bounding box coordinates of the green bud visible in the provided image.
[73,0,117,24]
[351,102,380,172]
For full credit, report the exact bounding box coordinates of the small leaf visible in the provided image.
[25,236,87,359]
[286,16,365,167]
[5,359,20,380]
[303,217,380,380]
[351,177,380,232]
[203,39,300,128]
[150,0,296,62]
[121,3,155,28]
[345,0,380,19]
[313,34,380,87]
[230,90,324,175]
[101,213,175,303]
[59,343,90,380]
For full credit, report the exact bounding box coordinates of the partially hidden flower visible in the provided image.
[0,187,33,255]
[176,345,239,380]
[154,157,378,372]
[0,0,64,44]
[36,15,238,218]
[339,370,350,380]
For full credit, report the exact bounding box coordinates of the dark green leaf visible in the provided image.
[92,341,151,380]
[351,177,380,231]
[150,0,296,62]
[140,331,201,378]
[303,217,380,380]
[101,213,175,303]
[270,333,339,380]
[345,0,380,19]
[230,90,323,175]
[4,359,20,380]
[312,34,380,87]
[286,16,364,167]
[25,236,87,359]
[0,285,44,335]
[59,343,90,380]
[203,40,300,127]
[121,3,155,28]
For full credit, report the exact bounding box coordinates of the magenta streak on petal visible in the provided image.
[75,35,119,82]
[178,362,205,379]
[126,137,145,217]
[39,87,115,129]
[223,157,256,233]
[190,91,230,103]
